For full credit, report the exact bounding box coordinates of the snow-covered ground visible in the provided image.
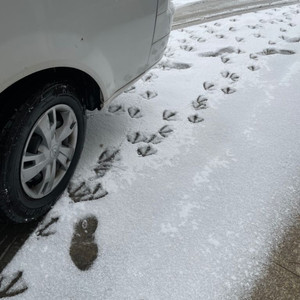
[2,4,300,300]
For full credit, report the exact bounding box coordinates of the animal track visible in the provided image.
[163,110,178,121]
[190,35,206,43]
[137,145,157,157]
[158,60,192,70]
[164,47,175,58]
[124,86,136,93]
[192,95,208,110]
[199,47,236,57]
[230,73,239,81]
[69,216,99,271]
[280,35,300,43]
[229,27,237,32]
[108,105,124,114]
[248,25,261,29]
[146,134,163,145]
[221,71,230,78]
[222,87,237,94]
[221,56,231,64]
[216,34,226,39]
[196,37,206,43]
[221,72,239,82]
[94,148,121,178]
[259,48,295,55]
[250,53,258,60]
[188,114,204,123]
[206,28,215,34]
[203,82,215,91]
[235,37,245,42]
[36,217,59,237]
[178,38,187,43]
[268,40,276,45]
[180,45,194,52]
[0,272,28,298]
[69,182,108,202]
[142,73,158,82]
[127,132,148,144]
[248,65,260,71]
[159,125,174,138]
[128,107,143,119]
[140,90,158,100]
[128,126,172,146]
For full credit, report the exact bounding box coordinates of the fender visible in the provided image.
[0,0,158,101]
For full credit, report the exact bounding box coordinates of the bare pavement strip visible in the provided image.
[0,0,300,298]
[173,0,300,29]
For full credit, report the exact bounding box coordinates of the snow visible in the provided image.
[3,4,300,300]
[173,0,201,7]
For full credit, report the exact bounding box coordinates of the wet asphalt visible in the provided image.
[0,222,38,274]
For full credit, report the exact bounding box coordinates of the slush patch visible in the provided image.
[69,216,99,271]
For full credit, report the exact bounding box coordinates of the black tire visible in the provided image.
[0,83,86,223]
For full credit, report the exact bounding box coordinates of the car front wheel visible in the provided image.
[0,83,86,223]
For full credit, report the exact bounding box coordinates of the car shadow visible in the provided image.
[0,221,38,273]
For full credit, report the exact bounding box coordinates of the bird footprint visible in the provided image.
[137,145,158,157]
[192,95,208,110]
[128,107,143,119]
[188,114,204,123]
[222,87,237,94]
[203,82,215,91]
[163,110,178,121]
[140,91,158,100]
[159,125,174,138]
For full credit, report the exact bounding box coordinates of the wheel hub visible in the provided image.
[20,104,78,199]
[50,144,60,160]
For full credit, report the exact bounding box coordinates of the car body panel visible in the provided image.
[0,0,164,101]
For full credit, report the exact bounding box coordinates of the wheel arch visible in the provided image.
[0,67,105,133]
[2,66,104,108]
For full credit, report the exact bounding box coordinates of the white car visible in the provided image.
[0,0,174,223]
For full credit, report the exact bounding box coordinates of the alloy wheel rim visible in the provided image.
[20,104,78,199]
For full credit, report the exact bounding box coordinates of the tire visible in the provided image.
[0,83,86,223]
